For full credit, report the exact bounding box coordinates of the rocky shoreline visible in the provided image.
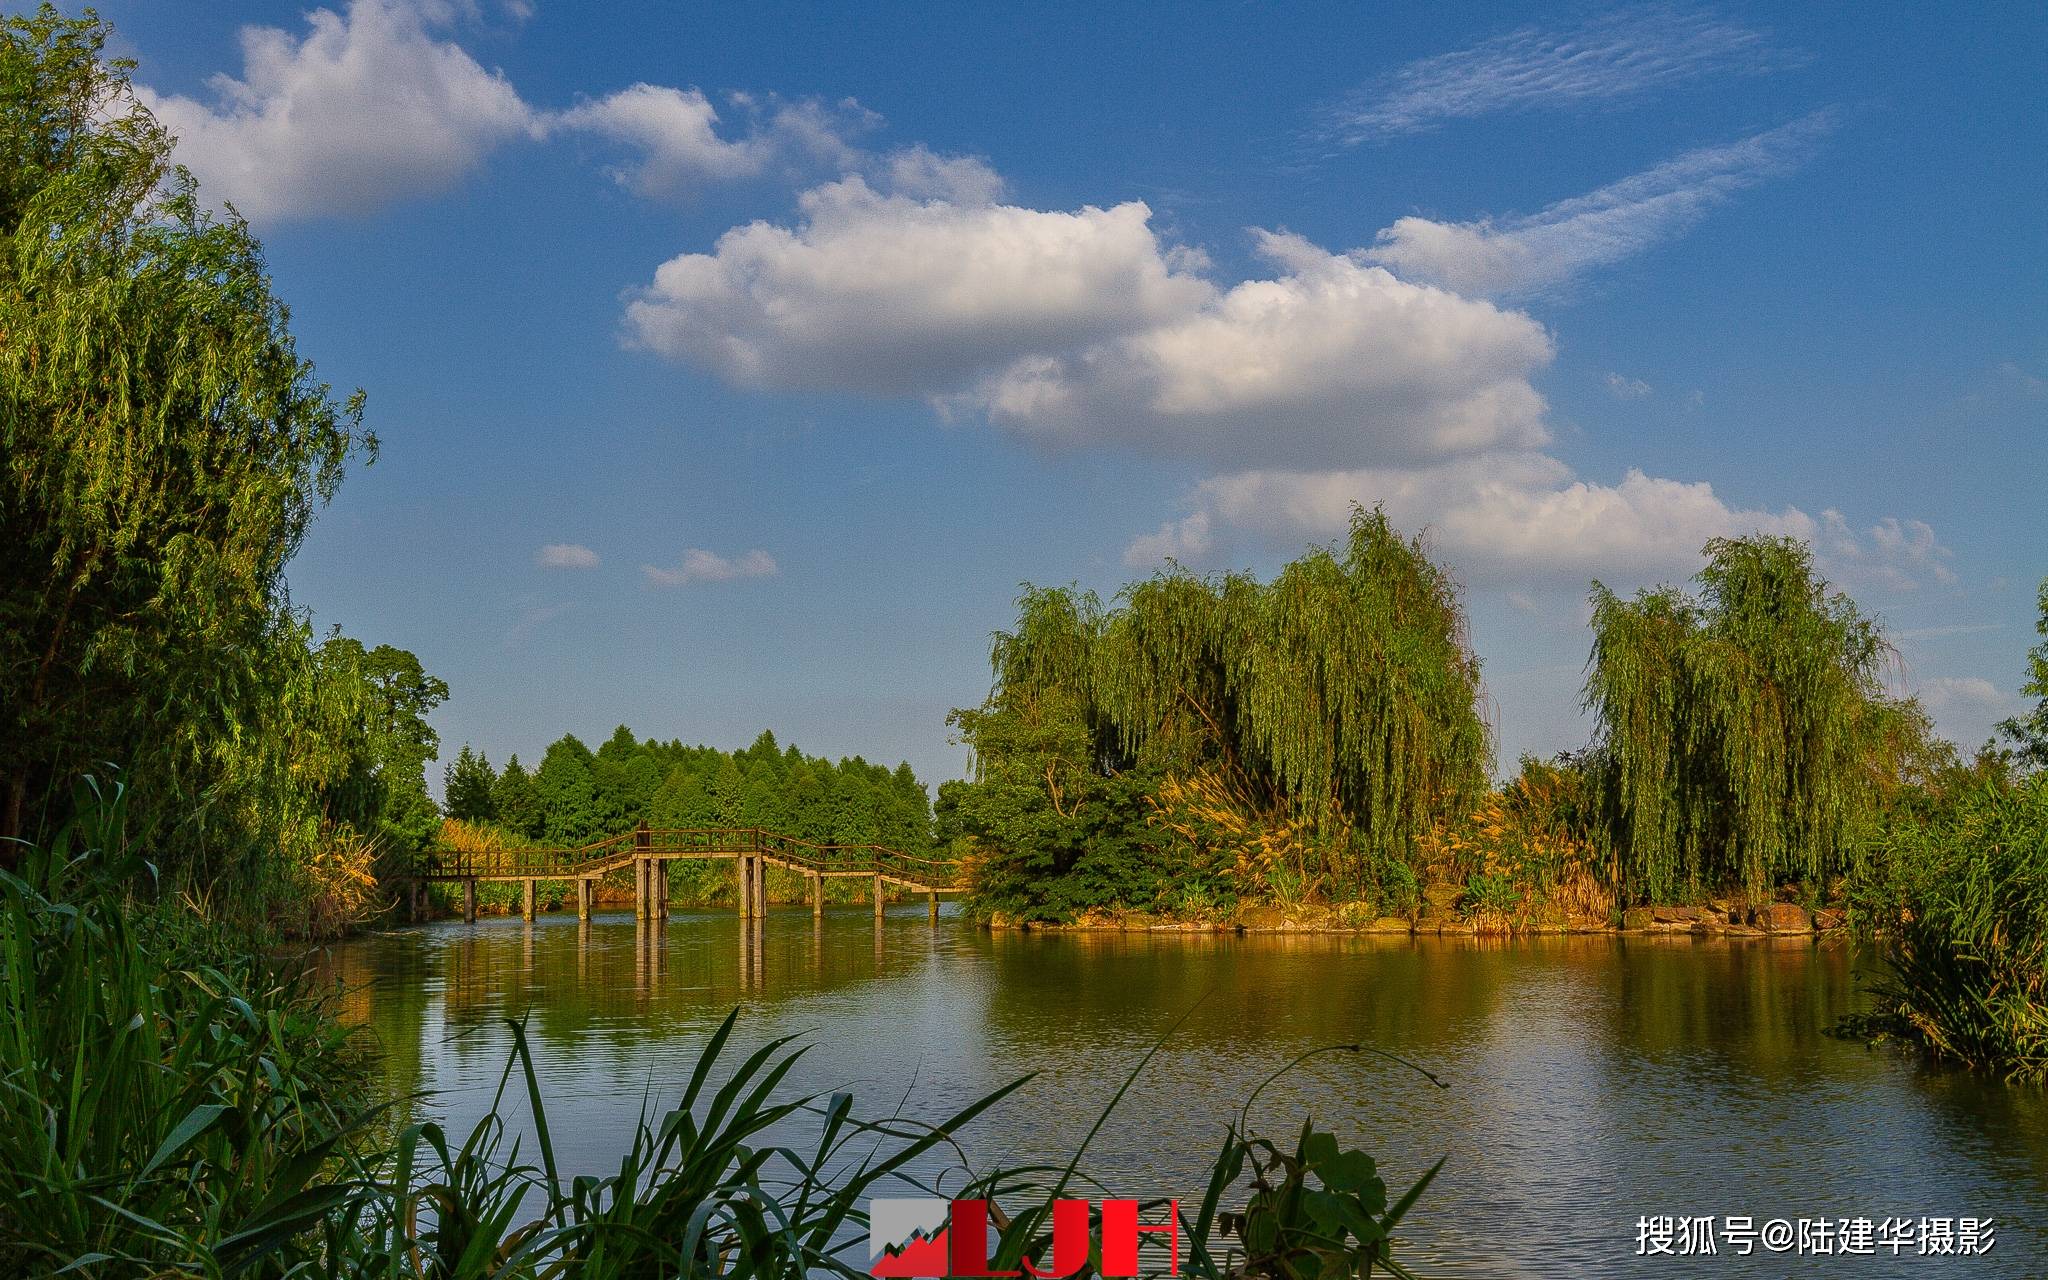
[985,895,1845,938]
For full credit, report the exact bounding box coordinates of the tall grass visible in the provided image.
[1844,775,2048,1081]
[1,780,1443,1276]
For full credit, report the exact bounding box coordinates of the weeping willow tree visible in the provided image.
[1584,535,1910,902]
[952,507,1489,914]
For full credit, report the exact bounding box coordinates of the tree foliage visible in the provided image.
[952,507,1490,918]
[0,8,374,874]
[454,724,935,857]
[1583,535,1922,901]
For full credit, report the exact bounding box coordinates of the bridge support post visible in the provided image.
[738,855,753,920]
[634,857,649,920]
[522,878,536,922]
[927,890,938,925]
[754,857,769,919]
[577,877,591,921]
[463,878,477,925]
[655,861,668,919]
[874,874,884,921]
[811,871,823,919]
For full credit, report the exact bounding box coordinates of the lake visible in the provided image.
[329,905,2048,1277]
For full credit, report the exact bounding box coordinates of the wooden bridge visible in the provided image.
[418,824,965,925]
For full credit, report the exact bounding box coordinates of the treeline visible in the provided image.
[440,727,934,855]
[950,508,2042,930]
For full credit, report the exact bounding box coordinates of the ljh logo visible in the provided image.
[869,1197,1181,1278]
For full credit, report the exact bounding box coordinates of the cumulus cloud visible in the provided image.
[1364,114,1833,296]
[1325,6,1795,143]
[138,0,535,221]
[545,84,764,195]
[138,0,869,220]
[1606,373,1652,399]
[625,164,1216,395]
[1122,452,1955,595]
[628,174,1555,469]
[641,548,779,586]
[535,542,599,569]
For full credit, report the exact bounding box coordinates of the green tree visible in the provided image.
[0,8,370,867]
[950,506,1488,916]
[1584,535,1923,900]
[535,736,597,844]
[1999,576,2048,772]
[443,745,497,823]
[491,755,542,839]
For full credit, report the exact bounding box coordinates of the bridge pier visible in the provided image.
[811,870,823,919]
[576,877,591,921]
[874,874,884,921]
[737,855,753,920]
[463,878,477,924]
[928,889,938,925]
[753,856,768,918]
[656,860,669,918]
[522,878,536,922]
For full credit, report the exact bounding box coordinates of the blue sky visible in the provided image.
[87,0,2046,789]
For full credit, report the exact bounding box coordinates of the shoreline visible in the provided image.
[983,899,1844,939]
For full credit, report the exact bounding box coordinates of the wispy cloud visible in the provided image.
[535,542,599,569]
[641,548,779,586]
[1606,373,1652,399]
[1363,112,1834,296]
[1325,6,1798,143]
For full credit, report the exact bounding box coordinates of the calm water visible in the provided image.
[330,906,2048,1277]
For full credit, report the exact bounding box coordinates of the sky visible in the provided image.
[82,0,2047,791]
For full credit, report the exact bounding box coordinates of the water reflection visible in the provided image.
[327,911,2048,1278]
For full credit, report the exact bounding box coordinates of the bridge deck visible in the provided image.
[420,825,964,894]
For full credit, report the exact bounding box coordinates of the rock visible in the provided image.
[1621,907,1655,931]
[1421,883,1464,914]
[1235,905,1286,931]
[1436,920,1476,936]
[1813,907,1846,933]
[1118,911,1156,931]
[1758,902,1813,933]
[1364,916,1414,935]
[1651,905,1700,924]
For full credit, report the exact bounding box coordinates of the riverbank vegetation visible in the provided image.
[949,526,1946,929]
[949,508,1488,923]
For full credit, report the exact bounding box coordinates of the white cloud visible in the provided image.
[629,176,1555,469]
[625,166,1216,396]
[641,548,779,586]
[544,88,874,198]
[138,0,535,221]
[1123,452,1955,595]
[535,542,599,569]
[138,0,869,220]
[1364,114,1833,296]
[1606,373,1653,399]
[961,231,1555,468]
[1817,510,1957,591]
[545,84,765,195]
[1913,675,2026,751]
[1325,6,1795,142]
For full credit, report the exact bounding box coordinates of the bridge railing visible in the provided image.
[421,826,964,890]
